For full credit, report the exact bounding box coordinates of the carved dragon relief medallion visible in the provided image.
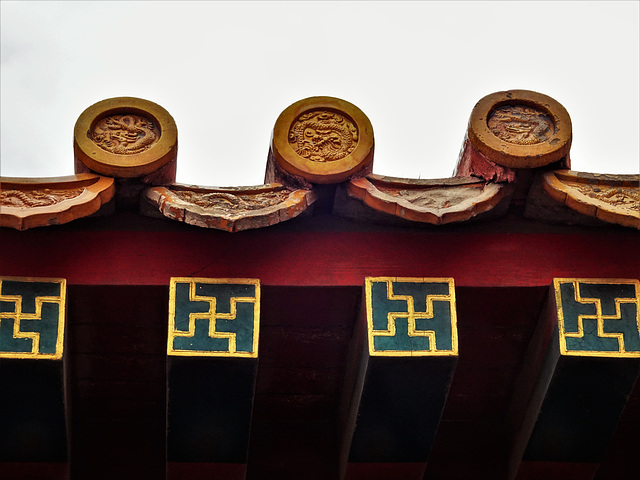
[487,105,554,145]
[466,91,572,169]
[1,188,85,208]
[288,110,358,162]
[91,114,160,155]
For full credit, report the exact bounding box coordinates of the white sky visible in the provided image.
[1,1,638,187]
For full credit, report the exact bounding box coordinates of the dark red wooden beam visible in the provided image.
[1,218,637,287]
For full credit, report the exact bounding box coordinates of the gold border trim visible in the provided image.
[554,278,640,358]
[167,277,260,358]
[0,276,66,360]
[365,277,458,357]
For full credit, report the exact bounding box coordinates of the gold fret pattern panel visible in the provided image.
[366,277,458,356]
[554,278,640,357]
[0,277,66,359]
[168,278,260,357]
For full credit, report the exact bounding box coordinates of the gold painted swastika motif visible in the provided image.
[554,278,640,358]
[366,277,458,356]
[168,278,260,357]
[0,277,66,359]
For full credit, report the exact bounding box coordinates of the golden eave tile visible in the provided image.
[74,97,178,179]
[0,174,115,230]
[143,182,317,232]
[541,170,640,229]
[467,89,572,169]
[271,96,374,184]
[347,174,513,225]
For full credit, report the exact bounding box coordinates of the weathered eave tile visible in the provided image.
[344,174,513,225]
[142,183,317,232]
[0,174,115,231]
[540,170,640,229]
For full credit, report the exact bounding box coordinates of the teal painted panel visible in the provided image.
[366,277,457,356]
[0,278,65,359]
[168,278,260,357]
[555,279,640,357]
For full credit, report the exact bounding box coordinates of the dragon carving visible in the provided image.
[488,105,554,145]
[91,114,159,155]
[288,110,358,162]
[172,189,292,212]
[1,188,85,208]
[574,184,640,212]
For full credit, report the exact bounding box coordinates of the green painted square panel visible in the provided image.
[365,277,458,356]
[168,278,260,357]
[0,277,66,359]
[554,278,640,358]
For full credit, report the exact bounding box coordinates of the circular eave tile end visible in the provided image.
[467,90,572,169]
[74,97,178,178]
[272,96,374,184]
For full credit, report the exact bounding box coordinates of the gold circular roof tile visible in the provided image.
[74,97,178,178]
[272,96,374,184]
[468,90,572,168]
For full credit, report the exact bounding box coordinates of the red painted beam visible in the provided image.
[1,226,637,287]
[0,463,68,480]
[167,463,245,480]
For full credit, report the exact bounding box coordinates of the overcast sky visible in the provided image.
[1,1,638,187]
